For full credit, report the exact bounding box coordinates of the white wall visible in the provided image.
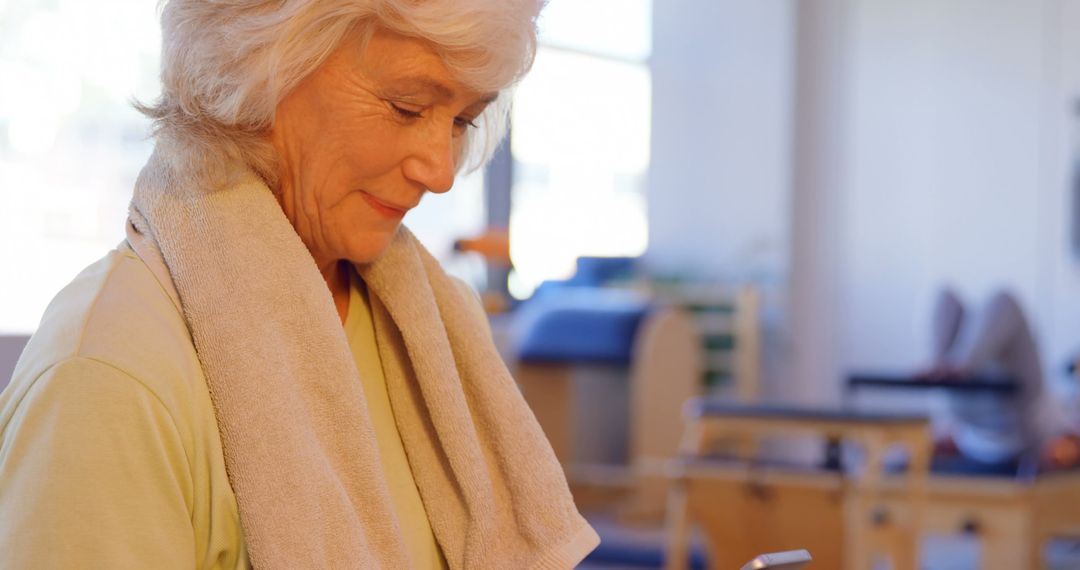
[1040,0,1080,422]
[793,0,1080,415]
[651,0,1080,413]
[840,0,1046,369]
[646,0,797,400]
[646,0,795,281]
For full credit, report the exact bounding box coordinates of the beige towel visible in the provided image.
[129,144,598,569]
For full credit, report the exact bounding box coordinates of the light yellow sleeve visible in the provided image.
[0,357,196,569]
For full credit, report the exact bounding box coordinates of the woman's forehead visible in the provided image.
[356,29,496,104]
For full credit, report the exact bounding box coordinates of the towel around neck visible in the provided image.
[128,145,598,569]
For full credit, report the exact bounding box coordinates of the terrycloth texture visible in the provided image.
[129,145,598,569]
[342,274,446,569]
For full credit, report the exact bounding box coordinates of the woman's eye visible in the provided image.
[390,103,423,119]
[453,116,479,130]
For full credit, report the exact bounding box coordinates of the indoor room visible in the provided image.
[2,1,1080,569]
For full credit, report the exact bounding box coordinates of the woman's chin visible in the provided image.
[343,231,396,265]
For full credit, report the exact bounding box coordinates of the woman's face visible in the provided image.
[270,28,495,266]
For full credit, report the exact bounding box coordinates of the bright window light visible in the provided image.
[406,169,487,290]
[0,0,160,334]
[508,6,653,298]
[0,2,489,332]
[537,0,652,62]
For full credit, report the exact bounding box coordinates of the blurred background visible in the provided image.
[5,0,1080,568]
[5,0,1080,407]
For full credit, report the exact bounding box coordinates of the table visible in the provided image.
[665,400,932,570]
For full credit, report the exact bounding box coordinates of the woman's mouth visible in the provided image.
[361,192,409,218]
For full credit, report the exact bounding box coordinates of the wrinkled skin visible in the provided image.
[270,28,495,322]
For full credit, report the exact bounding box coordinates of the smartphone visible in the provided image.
[739,549,812,570]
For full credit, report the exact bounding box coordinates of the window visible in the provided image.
[406,170,487,289]
[0,2,487,332]
[0,0,161,333]
[505,0,652,298]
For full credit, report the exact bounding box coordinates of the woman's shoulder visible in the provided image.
[0,246,248,570]
[9,245,205,421]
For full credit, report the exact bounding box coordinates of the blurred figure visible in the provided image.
[1041,356,1080,469]
[927,289,1043,465]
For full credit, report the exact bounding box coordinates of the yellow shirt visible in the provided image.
[0,245,462,568]
[344,269,446,570]
[0,246,248,569]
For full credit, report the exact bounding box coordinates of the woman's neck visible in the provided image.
[318,258,351,325]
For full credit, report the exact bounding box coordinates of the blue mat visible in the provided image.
[583,539,707,569]
[516,288,651,365]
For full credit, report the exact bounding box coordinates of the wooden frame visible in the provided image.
[514,307,703,514]
[513,284,762,520]
[877,472,1080,570]
[664,401,1080,569]
[664,404,932,570]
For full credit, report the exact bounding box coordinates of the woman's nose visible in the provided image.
[402,125,457,195]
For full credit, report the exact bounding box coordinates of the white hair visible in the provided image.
[137,0,541,188]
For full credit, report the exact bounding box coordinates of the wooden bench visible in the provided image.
[876,471,1080,569]
[843,371,1080,568]
[665,400,932,570]
[515,285,762,520]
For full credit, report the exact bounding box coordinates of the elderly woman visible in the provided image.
[0,1,598,568]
